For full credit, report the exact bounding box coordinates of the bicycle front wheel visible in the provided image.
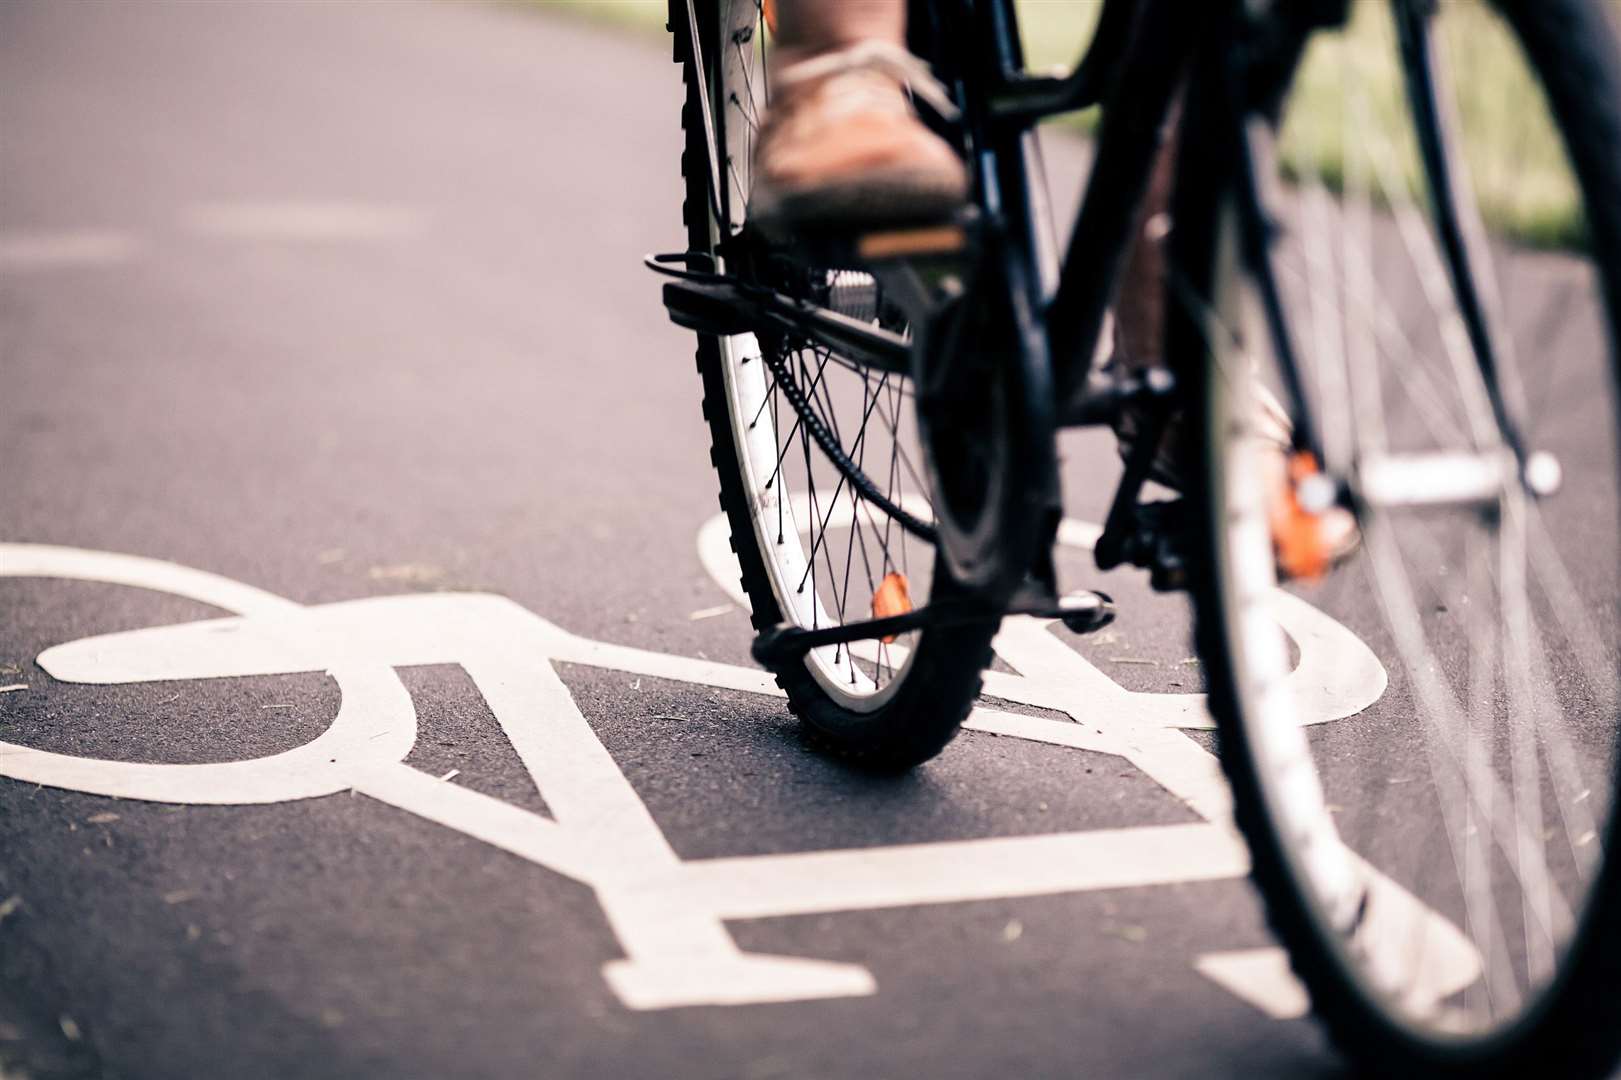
[1188,1,1621,1074]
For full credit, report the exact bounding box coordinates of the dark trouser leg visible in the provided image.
[1111,106,1184,486]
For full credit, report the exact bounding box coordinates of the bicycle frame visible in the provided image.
[658,0,1343,600]
[913,0,1208,410]
[915,0,1220,585]
[658,0,1573,678]
[666,0,1210,424]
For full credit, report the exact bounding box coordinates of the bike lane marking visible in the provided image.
[0,230,139,270]
[696,507,1476,1016]
[0,536,1474,1017]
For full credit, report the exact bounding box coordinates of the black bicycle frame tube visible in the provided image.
[912,0,1067,583]
[682,0,1208,427]
[1395,1,1528,460]
[986,0,1138,122]
[972,0,1057,301]
[1042,1,1212,405]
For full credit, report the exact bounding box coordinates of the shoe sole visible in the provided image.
[749,167,967,236]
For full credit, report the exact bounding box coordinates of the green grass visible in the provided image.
[1017,0,1587,248]
[1013,0,1102,75]
[1281,1,1586,249]
[525,0,1594,248]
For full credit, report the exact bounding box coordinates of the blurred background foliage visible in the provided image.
[531,0,1597,247]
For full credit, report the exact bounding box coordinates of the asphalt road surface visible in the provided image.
[2,3,1613,1079]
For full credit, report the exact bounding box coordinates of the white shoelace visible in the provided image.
[773,39,961,123]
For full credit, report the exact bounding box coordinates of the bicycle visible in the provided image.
[648,0,1621,1074]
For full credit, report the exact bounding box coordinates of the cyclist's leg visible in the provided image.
[772,0,904,63]
[1110,107,1356,574]
[751,0,967,228]
[1108,106,1184,486]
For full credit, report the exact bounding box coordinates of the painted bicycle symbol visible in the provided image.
[0,521,1444,1016]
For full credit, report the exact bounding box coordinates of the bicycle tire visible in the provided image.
[670,0,996,769]
[1185,1,1621,1074]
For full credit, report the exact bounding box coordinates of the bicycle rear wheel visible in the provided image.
[1187,1,1621,1074]
[670,0,997,768]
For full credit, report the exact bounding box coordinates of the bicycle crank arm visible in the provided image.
[1061,366,1177,428]
[751,590,1114,667]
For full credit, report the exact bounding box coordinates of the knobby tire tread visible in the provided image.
[670,0,994,770]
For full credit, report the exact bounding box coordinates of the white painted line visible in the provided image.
[460,653,685,873]
[603,949,875,1011]
[678,824,1249,920]
[553,631,783,698]
[688,604,734,621]
[0,664,413,805]
[0,231,137,270]
[1194,949,1310,1020]
[697,504,1384,732]
[961,706,1118,755]
[1,545,410,804]
[351,762,598,884]
[0,543,299,617]
[1343,851,1483,1016]
[0,538,1459,1018]
[0,685,26,694]
[182,202,421,241]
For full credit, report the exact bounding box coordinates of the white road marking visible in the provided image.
[0,231,137,269]
[0,543,298,616]
[0,535,1464,1019]
[695,506,1388,733]
[674,825,1249,920]
[1194,949,1311,1020]
[182,202,421,241]
[696,508,1447,1021]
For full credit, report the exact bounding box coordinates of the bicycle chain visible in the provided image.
[759,344,939,544]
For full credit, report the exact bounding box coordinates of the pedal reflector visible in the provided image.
[872,573,913,643]
[857,224,968,261]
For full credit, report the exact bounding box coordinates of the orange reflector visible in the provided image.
[857,224,968,261]
[1270,451,1331,581]
[763,0,778,35]
[872,572,912,643]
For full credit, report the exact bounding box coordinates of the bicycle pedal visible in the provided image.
[1148,551,1188,593]
[661,279,753,336]
[1143,507,1190,592]
[1061,367,1176,428]
[1005,582,1117,633]
[1096,499,1192,592]
[1055,591,1116,634]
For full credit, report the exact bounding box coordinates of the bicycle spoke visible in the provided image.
[1499,491,1559,984]
[1215,0,1620,1055]
[1362,102,1502,449]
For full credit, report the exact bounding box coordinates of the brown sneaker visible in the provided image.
[1265,448,1360,581]
[750,41,968,231]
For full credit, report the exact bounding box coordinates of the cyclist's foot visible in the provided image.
[1264,446,1360,581]
[1114,374,1358,580]
[750,41,968,232]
